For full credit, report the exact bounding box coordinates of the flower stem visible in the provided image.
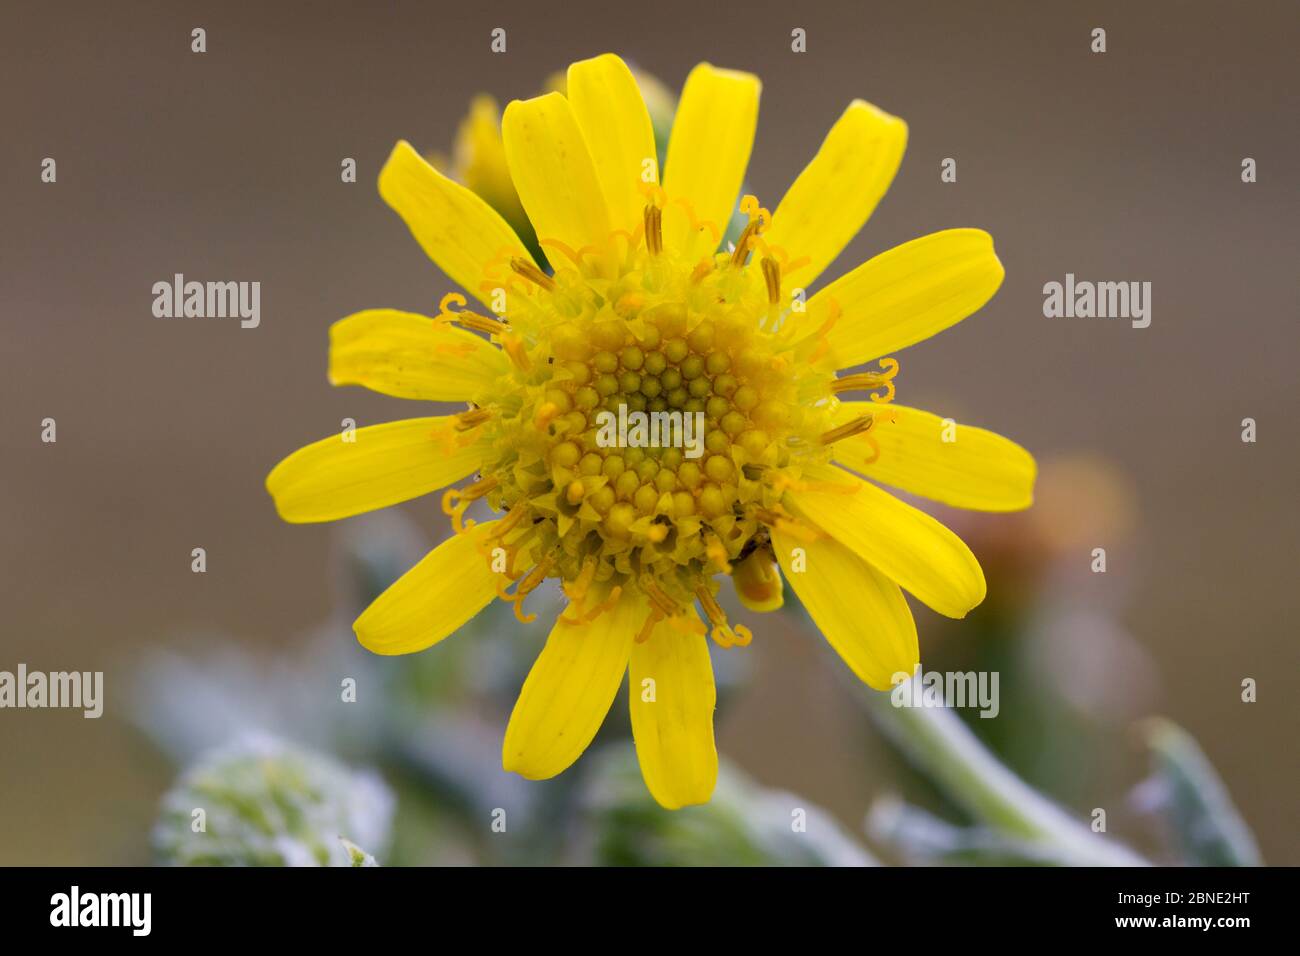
[864,690,1149,866]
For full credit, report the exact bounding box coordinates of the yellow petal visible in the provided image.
[502,92,614,265]
[378,140,538,308]
[786,463,986,619]
[452,95,533,246]
[773,525,918,690]
[804,229,1005,369]
[266,417,482,524]
[566,54,658,235]
[661,63,760,260]
[502,586,646,779]
[628,616,718,809]
[328,309,506,402]
[765,100,907,293]
[832,403,1036,512]
[731,549,784,612]
[354,521,500,655]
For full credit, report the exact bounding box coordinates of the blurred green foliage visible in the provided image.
[153,735,392,867]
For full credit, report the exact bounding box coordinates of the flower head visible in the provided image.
[153,735,393,866]
[267,53,1035,809]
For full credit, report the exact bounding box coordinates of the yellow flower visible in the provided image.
[267,53,1035,810]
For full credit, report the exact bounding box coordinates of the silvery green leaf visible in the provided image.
[868,796,1076,866]
[1135,718,1262,866]
[578,749,874,866]
[153,734,394,867]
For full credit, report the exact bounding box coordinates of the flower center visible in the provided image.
[437,195,890,637]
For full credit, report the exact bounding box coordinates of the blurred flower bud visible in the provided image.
[153,734,394,867]
[435,65,750,261]
[435,64,678,269]
[629,67,676,161]
[543,63,675,159]
[577,750,873,866]
[445,94,538,258]
[944,453,1138,616]
[1033,454,1137,559]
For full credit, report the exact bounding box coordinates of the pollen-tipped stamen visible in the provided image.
[454,407,492,431]
[500,524,539,577]
[562,555,598,605]
[635,608,664,644]
[484,504,529,545]
[510,256,556,291]
[820,414,876,446]
[437,292,508,336]
[643,204,663,256]
[560,585,622,626]
[502,333,532,372]
[761,256,781,305]
[856,434,882,463]
[441,476,499,533]
[729,197,770,269]
[534,401,561,431]
[832,358,899,403]
[704,532,732,573]
[696,586,751,649]
[640,574,684,620]
[807,299,842,361]
[730,222,761,268]
[503,554,555,623]
[441,309,508,337]
[752,506,821,543]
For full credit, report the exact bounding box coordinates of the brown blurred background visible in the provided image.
[1,0,1296,864]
